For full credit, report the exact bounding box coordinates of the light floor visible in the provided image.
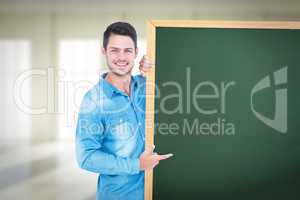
[0,141,97,200]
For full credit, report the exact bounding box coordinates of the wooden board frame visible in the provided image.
[144,20,300,200]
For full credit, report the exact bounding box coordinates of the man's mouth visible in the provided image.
[115,62,128,68]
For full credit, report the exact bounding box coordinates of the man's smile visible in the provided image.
[115,61,129,68]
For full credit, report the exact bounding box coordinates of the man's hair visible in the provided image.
[103,22,137,49]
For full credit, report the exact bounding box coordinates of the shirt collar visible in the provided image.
[99,72,138,99]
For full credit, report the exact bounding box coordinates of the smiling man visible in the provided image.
[76,22,173,200]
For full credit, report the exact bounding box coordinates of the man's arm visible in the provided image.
[75,92,140,175]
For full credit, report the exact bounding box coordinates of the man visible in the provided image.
[76,22,173,200]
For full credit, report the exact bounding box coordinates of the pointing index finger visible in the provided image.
[154,153,174,161]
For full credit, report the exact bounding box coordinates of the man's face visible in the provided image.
[102,34,138,76]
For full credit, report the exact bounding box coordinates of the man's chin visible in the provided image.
[111,69,132,77]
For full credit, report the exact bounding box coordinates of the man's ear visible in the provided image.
[101,47,106,55]
[135,47,139,58]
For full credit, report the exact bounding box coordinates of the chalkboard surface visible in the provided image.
[149,23,300,200]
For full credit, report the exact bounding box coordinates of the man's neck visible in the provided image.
[105,72,132,96]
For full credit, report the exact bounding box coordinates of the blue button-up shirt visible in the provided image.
[76,73,146,200]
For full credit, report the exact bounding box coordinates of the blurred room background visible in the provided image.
[0,0,299,199]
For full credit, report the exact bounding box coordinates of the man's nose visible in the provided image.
[117,51,126,60]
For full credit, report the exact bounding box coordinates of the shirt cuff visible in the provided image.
[132,158,141,174]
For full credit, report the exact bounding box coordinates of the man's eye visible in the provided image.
[111,49,118,53]
[125,49,133,53]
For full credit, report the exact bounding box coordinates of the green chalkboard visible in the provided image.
[152,25,300,200]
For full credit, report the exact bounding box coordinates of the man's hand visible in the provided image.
[139,145,173,171]
[139,55,154,76]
